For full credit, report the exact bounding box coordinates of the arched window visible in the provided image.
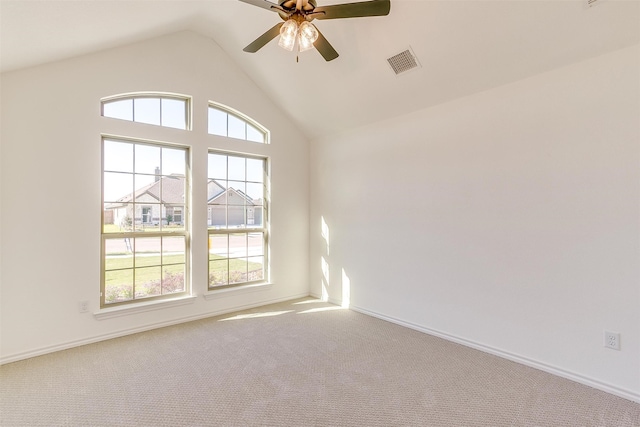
[102,93,190,130]
[208,102,269,143]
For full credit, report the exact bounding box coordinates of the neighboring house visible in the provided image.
[207,179,263,228]
[105,173,186,229]
[105,173,262,229]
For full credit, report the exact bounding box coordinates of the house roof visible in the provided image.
[1,1,638,140]
[106,176,257,208]
[112,175,185,206]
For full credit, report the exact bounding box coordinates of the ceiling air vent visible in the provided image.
[387,48,420,76]
[586,0,603,7]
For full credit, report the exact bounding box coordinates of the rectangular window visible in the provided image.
[102,138,189,307]
[208,152,267,289]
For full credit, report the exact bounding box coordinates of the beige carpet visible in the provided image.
[1,298,639,426]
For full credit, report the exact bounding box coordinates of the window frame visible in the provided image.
[100,135,191,308]
[207,150,269,290]
[101,92,192,131]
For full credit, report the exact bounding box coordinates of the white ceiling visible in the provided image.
[1,0,639,140]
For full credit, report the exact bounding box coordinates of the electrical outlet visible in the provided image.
[78,300,89,313]
[604,331,620,351]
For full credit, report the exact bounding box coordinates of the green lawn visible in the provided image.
[104,253,263,304]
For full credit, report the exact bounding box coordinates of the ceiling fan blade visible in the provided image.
[313,0,390,20]
[238,0,284,13]
[243,23,284,53]
[314,28,339,61]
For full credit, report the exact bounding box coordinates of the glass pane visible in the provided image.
[209,260,228,287]
[104,140,133,173]
[103,99,133,121]
[227,205,246,227]
[227,182,246,206]
[208,180,226,204]
[135,237,161,267]
[209,234,228,259]
[102,203,131,233]
[135,266,162,298]
[159,175,185,211]
[135,204,161,231]
[247,206,263,228]
[246,182,263,203]
[246,123,265,143]
[104,269,133,304]
[133,174,157,199]
[208,153,227,179]
[163,236,185,264]
[227,156,245,181]
[161,98,186,130]
[248,256,265,281]
[162,264,185,294]
[134,98,161,126]
[246,158,264,183]
[163,204,185,231]
[228,114,246,140]
[162,147,186,176]
[229,233,247,258]
[208,205,227,228]
[103,203,134,231]
[229,258,248,284]
[135,144,161,175]
[103,172,133,203]
[208,107,227,136]
[104,238,133,270]
[248,232,263,256]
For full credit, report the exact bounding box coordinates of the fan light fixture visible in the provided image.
[278,18,319,52]
[239,0,391,62]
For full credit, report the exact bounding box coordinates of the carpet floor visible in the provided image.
[1,297,639,426]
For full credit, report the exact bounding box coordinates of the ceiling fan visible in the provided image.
[239,0,391,61]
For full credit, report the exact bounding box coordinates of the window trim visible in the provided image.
[208,101,270,144]
[101,92,192,131]
[101,134,191,309]
[207,150,269,290]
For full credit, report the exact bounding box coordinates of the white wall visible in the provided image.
[310,45,640,401]
[0,31,309,362]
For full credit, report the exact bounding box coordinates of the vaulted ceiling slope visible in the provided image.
[1,0,638,140]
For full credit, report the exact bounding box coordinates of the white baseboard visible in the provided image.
[348,303,640,404]
[0,292,309,365]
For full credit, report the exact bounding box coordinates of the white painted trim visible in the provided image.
[349,304,640,404]
[0,293,309,365]
[94,295,198,320]
[203,282,273,300]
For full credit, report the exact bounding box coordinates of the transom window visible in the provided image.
[102,138,189,306]
[208,103,268,143]
[102,94,189,130]
[208,152,268,288]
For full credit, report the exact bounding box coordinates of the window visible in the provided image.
[102,94,190,130]
[208,103,268,143]
[208,152,267,288]
[102,138,189,307]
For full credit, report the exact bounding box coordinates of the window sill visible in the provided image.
[94,295,197,320]
[203,282,272,300]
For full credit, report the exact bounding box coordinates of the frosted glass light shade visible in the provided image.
[278,19,298,51]
[298,21,318,52]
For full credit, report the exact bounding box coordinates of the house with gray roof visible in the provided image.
[105,174,262,229]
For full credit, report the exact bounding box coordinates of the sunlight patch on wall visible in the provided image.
[321,216,330,255]
[321,256,329,302]
[341,269,351,308]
